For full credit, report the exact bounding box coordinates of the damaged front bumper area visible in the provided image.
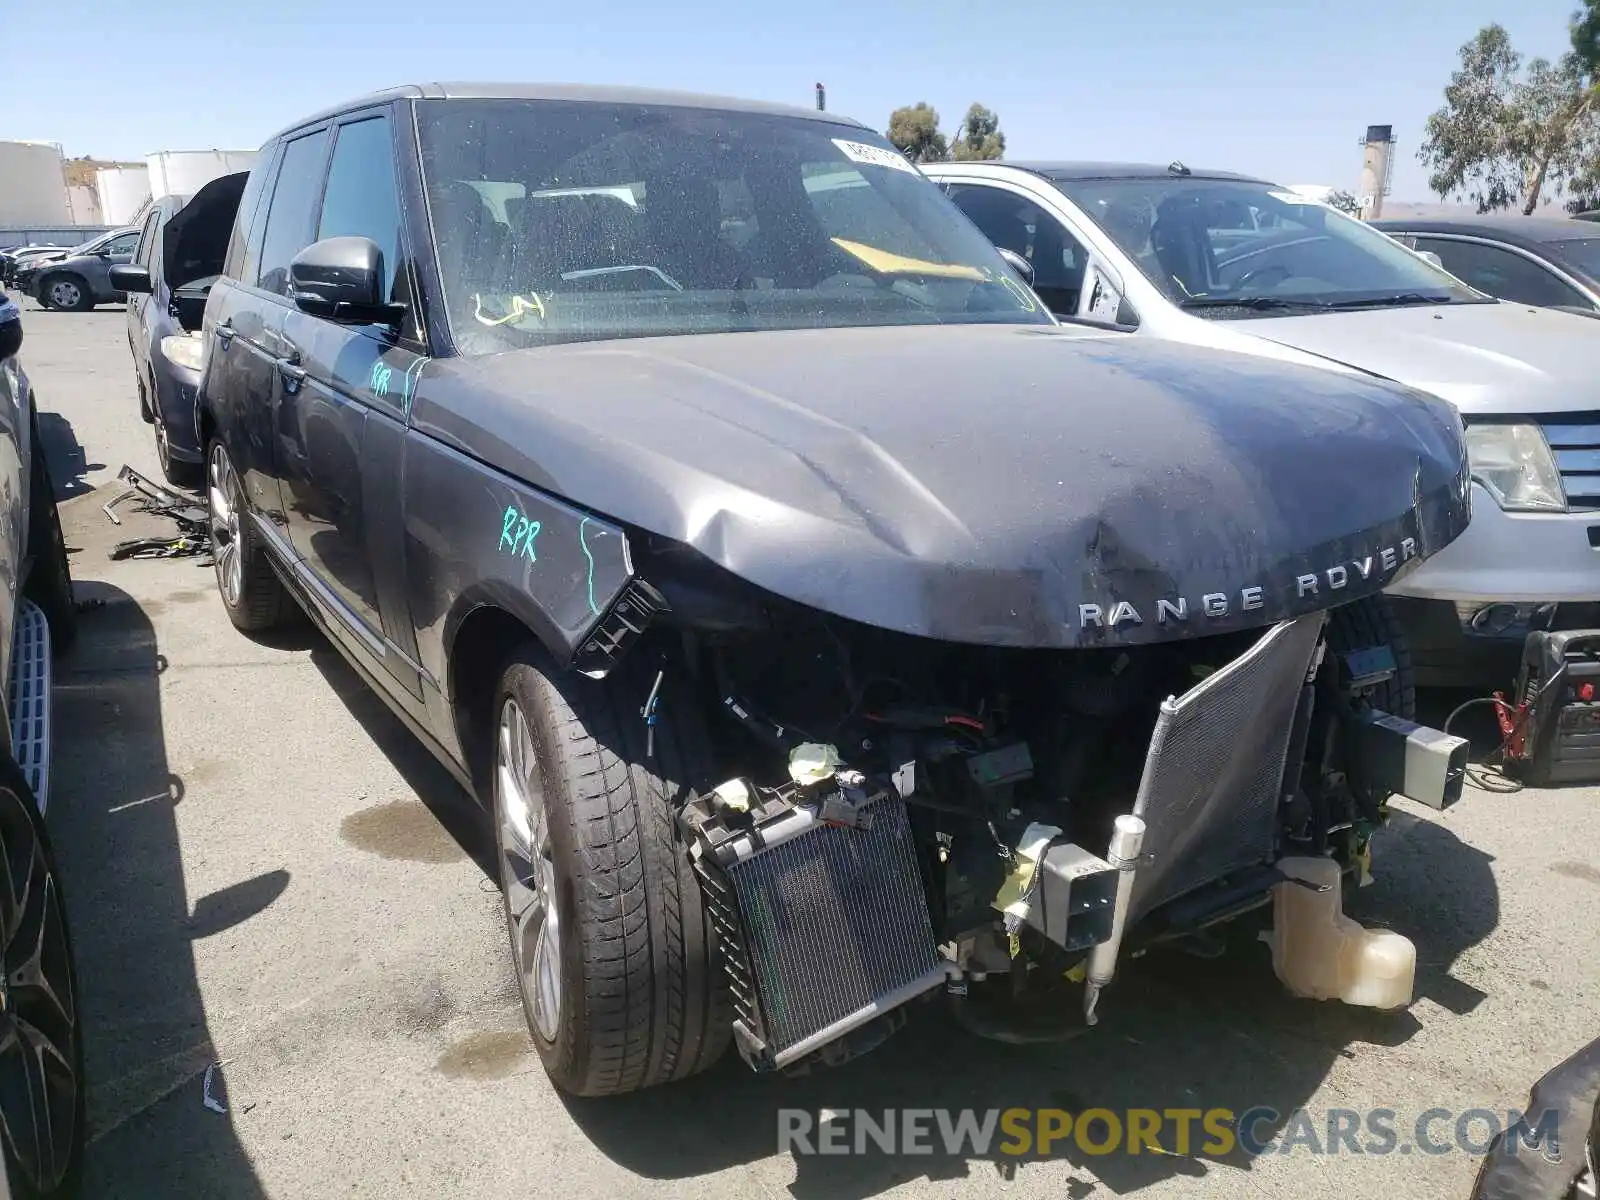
[679,610,1469,1075]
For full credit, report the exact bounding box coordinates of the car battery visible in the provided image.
[1500,630,1600,786]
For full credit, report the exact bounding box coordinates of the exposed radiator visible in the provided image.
[1128,613,1327,921]
[682,776,946,1070]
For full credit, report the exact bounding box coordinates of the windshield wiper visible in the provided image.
[1324,292,1454,310]
[1177,295,1330,311]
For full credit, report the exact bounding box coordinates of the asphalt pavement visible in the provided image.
[21,305,1600,1199]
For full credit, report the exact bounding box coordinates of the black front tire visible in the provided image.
[205,440,295,633]
[491,646,731,1097]
[1327,594,1415,719]
[137,378,153,424]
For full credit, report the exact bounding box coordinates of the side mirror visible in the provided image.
[0,297,21,359]
[1417,250,1445,269]
[109,264,153,294]
[289,236,404,325]
[996,247,1035,288]
[1079,260,1138,328]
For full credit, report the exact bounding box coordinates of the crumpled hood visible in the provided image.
[1250,301,1600,415]
[414,323,1470,647]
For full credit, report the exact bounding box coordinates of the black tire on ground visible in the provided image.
[492,645,731,1097]
[205,440,296,633]
[23,413,75,655]
[1326,593,1416,719]
[137,378,152,424]
[0,754,86,1200]
[39,276,91,314]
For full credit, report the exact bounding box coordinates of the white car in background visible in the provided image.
[926,160,1600,685]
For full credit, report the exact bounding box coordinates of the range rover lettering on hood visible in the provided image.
[1079,538,1420,632]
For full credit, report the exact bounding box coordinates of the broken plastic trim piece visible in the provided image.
[570,577,668,678]
[202,1061,229,1114]
[1342,645,1398,690]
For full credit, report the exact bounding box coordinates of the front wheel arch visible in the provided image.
[448,603,541,798]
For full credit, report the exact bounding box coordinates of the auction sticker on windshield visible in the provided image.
[1269,190,1326,206]
[833,139,920,175]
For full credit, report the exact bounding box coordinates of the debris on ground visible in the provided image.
[101,466,210,561]
[202,1061,229,1114]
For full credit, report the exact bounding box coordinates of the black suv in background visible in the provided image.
[1372,215,1600,316]
[194,83,1469,1102]
[110,175,250,484]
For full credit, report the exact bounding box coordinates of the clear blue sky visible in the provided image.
[10,0,1585,202]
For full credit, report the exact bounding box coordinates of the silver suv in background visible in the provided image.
[19,226,140,312]
[928,160,1600,685]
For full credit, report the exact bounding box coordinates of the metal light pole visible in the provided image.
[816,82,826,112]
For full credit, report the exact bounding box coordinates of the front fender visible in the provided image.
[406,433,637,693]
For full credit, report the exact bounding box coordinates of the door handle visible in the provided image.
[278,354,307,393]
[214,320,235,348]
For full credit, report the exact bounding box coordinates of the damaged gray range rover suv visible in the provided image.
[196,83,1473,1095]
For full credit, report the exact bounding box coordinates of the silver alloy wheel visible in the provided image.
[496,698,561,1042]
[0,786,79,1195]
[45,279,80,310]
[207,444,243,606]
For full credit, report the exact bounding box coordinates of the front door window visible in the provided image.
[948,184,1089,316]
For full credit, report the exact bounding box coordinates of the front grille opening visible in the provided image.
[1543,418,1600,511]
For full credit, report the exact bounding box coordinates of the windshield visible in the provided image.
[416,99,1049,352]
[1052,177,1485,316]
[1552,238,1600,276]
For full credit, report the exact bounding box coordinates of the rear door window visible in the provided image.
[224,147,278,284]
[256,129,331,295]
[133,211,161,268]
[1412,236,1587,308]
[317,115,403,303]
